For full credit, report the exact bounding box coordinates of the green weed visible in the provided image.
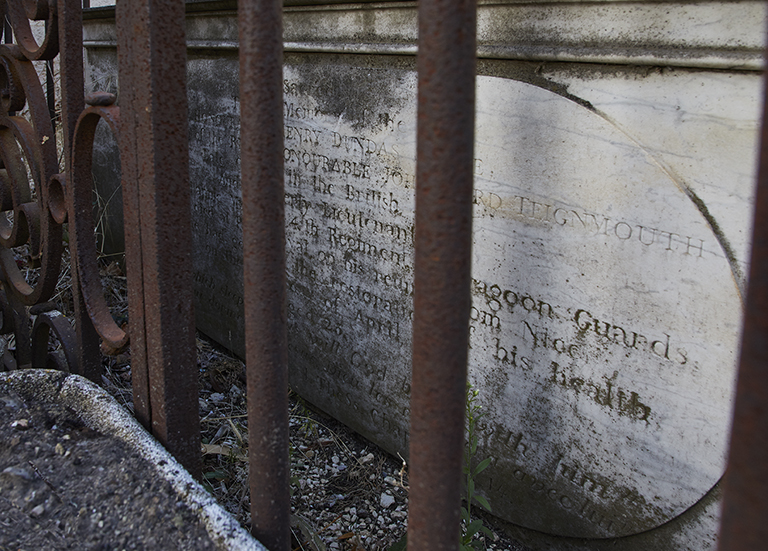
[388,382,496,551]
[461,382,493,551]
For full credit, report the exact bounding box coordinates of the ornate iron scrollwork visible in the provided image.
[0,0,91,371]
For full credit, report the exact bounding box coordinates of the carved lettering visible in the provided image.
[471,192,709,259]
[521,321,578,357]
[549,362,652,423]
[573,309,688,365]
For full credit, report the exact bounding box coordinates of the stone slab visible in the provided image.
[500,482,723,551]
[264,59,744,539]
[81,1,764,545]
[183,54,749,539]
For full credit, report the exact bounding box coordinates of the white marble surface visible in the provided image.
[468,75,743,536]
[548,69,761,292]
[80,1,764,542]
[255,62,752,538]
[181,61,754,539]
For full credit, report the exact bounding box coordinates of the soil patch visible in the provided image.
[0,383,217,550]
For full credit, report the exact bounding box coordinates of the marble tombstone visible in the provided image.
[82,1,765,548]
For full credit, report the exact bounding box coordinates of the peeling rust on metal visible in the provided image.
[59,0,102,382]
[239,0,290,548]
[407,0,476,549]
[718,48,768,551]
[0,0,200,479]
[115,0,200,478]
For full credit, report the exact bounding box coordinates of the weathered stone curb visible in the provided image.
[0,369,266,551]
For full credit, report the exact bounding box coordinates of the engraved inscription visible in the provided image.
[181,62,740,539]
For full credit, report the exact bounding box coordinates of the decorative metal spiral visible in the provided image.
[0,0,79,371]
[70,92,128,354]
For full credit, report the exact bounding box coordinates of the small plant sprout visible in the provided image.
[461,382,494,551]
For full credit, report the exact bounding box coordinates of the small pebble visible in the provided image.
[173,514,185,528]
[2,466,33,480]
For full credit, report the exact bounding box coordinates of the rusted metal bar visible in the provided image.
[70,98,129,355]
[238,0,290,547]
[0,1,74,374]
[30,309,79,370]
[0,39,61,309]
[115,0,200,478]
[5,1,57,61]
[408,0,477,549]
[58,0,101,381]
[718,46,768,551]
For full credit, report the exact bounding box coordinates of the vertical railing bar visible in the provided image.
[115,0,152,433]
[239,0,290,546]
[717,38,768,550]
[408,0,477,548]
[58,0,101,381]
[115,0,200,478]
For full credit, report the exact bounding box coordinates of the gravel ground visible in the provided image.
[25,260,530,550]
[99,335,529,551]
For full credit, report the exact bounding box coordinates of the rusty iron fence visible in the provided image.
[717,30,768,551]
[0,0,764,549]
